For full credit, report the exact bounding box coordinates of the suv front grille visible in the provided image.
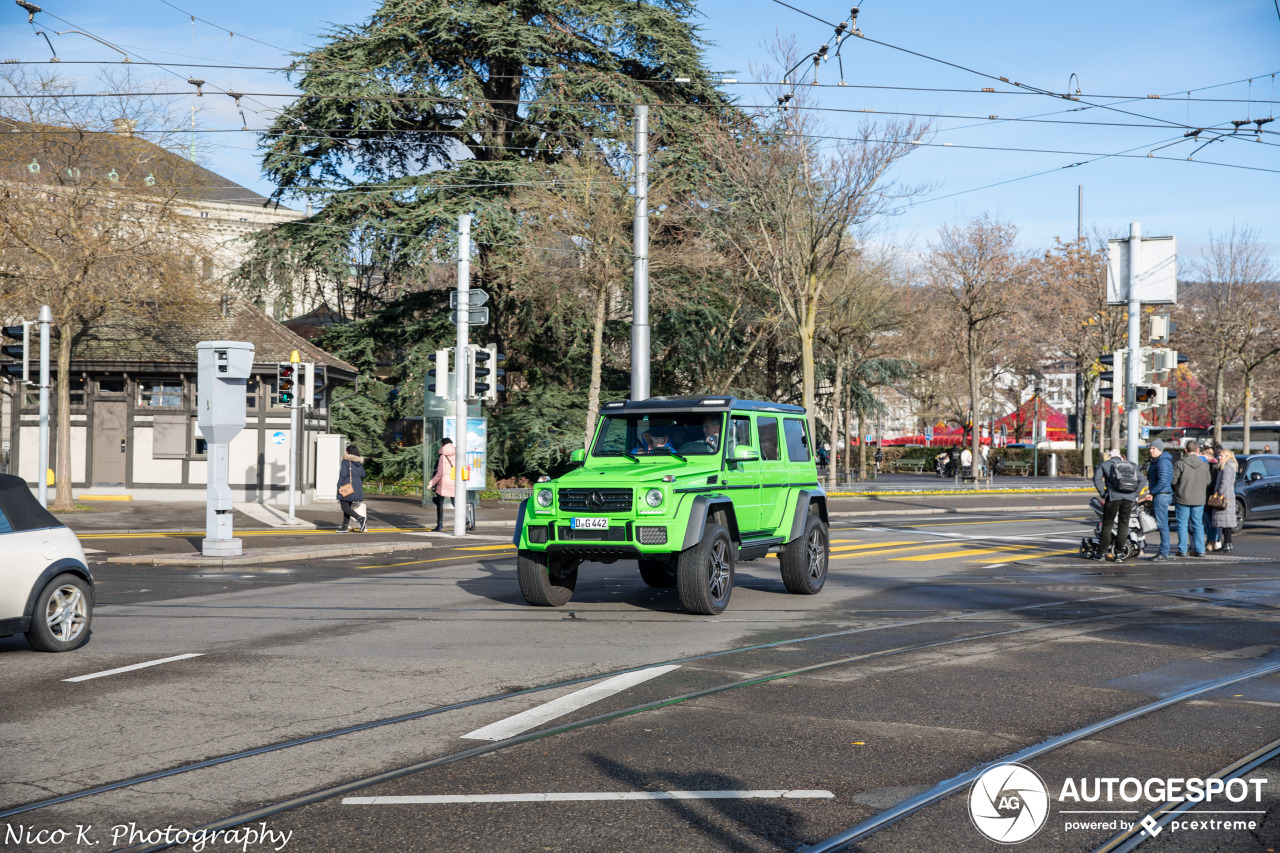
[557,488,633,513]
[558,525,629,542]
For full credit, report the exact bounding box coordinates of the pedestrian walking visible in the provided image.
[1207,447,1238,551]
[874,447,883,475]
[1172,440,1212,557]
[427,438,457,533]
[336,444,367,533]
[980,444,990,475]
[1092,448,1147,561]
[1142,439,1174,562]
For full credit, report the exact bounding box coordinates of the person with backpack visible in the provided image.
[1172,439,1212,557]
[1092,448,1148,561]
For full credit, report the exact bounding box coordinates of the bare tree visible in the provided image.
[0,68,213,509]
[926,215,1026,478]
[697,107,926,436]
[1181,225,1274,445]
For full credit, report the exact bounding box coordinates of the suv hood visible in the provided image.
[554,460,717,489]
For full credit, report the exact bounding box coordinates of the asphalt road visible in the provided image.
[2,502,1279,853]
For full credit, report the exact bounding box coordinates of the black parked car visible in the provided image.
[1235,454,1280,532]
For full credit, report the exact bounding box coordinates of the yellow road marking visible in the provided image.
[892,545,1037,562]
[903,518,1068,528]
[829,543,955,559]
[965,548,1079,562]
[830,541,917,552]
[455,544,516,551]
[79,527,434,540]
[830,538,861,543]
[357,555,484,569]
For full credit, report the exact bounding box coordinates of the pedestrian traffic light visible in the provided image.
[487,345,506,402]
[427,349,449,397]
[302,363,325,407]
[1,322,31,383]
[277,362,296,408]
[1134,386,1157,405]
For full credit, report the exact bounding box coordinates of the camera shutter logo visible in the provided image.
[968,763,1050,844]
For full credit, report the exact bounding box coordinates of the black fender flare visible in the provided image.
[23,558,95,625]
[512,498,529,546]
[788,490,829,542]
[681,495,741,550]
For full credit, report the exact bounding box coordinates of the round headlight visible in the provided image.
[536,489,553,508]
[645,488,664,508]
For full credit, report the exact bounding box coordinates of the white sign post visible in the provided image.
[1107,225,1177,463]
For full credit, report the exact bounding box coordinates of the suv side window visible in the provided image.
[758,418,780,461]
[729,416,752,451]
[0,505,11,534]
[1245,459,1268,480]
[1264,459,1280,478]
[783,418,810,462]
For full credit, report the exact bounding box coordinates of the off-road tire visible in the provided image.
[779,512,828,595]
[638,559,678,588]
[517,550,578,607]
[676,523,735,615]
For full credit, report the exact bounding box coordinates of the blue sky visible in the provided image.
[3,0,1277,265]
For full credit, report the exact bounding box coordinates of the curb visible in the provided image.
[72,519,512,536]
[105,540,436,568]
[830,504,1085,518]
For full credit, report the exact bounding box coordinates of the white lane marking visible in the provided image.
[461,665,680,741]
[344,790,834,804]
[63,653,204,683]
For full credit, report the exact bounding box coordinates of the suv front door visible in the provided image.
[723,414,762,535]
[756,417,788,532]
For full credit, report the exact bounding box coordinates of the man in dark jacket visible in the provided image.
[1172,440,1211,557]
[1144,439,1174,561]
[1092,448,1148,561]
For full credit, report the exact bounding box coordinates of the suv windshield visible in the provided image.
[593,413,724,457]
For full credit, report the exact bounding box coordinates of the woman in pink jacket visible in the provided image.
[427,438,456,532]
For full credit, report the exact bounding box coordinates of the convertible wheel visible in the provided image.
[26,573,92,652]
[677,523,735,615]
[779,512,828,595]
[638,559,678,588]
[517,550,577,607]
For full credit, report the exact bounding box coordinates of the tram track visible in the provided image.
[87,588,1280,853]
[5,581,1260,825]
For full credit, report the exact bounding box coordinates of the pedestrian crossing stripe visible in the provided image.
[828,542,955,559]
[891,544,1039,562]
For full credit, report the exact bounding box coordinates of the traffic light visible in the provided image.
[2,322,30,383]
[1155,386,1178,406]
[1134,386,1157,405]
[427,349,449,397]
[277,362,296,408]
[468,343,490,399]
[1098,349,1126,400]
[486,345,506,402]
[303,363,325,407]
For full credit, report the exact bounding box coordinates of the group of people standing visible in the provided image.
[1092,438,1239,562]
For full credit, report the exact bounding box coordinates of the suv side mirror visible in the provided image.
[733,445,760,462]
[1250,471,1263,482]
[570,448,585,463]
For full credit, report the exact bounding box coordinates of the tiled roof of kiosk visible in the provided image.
[70,300,357,375]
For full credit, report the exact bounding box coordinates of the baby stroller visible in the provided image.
[1079,496,1157,563]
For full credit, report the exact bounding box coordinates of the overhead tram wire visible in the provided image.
[3,60,1276,106]
[760,0,1270,149]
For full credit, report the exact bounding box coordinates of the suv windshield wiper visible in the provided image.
[655,448,688,462]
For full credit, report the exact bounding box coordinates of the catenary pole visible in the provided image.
[37,304,51,507]
[454,214,470,537]
[631,104,650,402]
[1126,222,1141,463]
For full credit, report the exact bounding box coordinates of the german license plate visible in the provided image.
[571,517,608,530]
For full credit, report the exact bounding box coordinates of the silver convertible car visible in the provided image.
[0,473,94,651]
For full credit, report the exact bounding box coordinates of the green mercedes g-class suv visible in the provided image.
[513,396,830,615]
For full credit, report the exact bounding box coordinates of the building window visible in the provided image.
[98,377,126,395]
[69,378,87,407]
[246,376,261,410]
[139,378,183,408]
